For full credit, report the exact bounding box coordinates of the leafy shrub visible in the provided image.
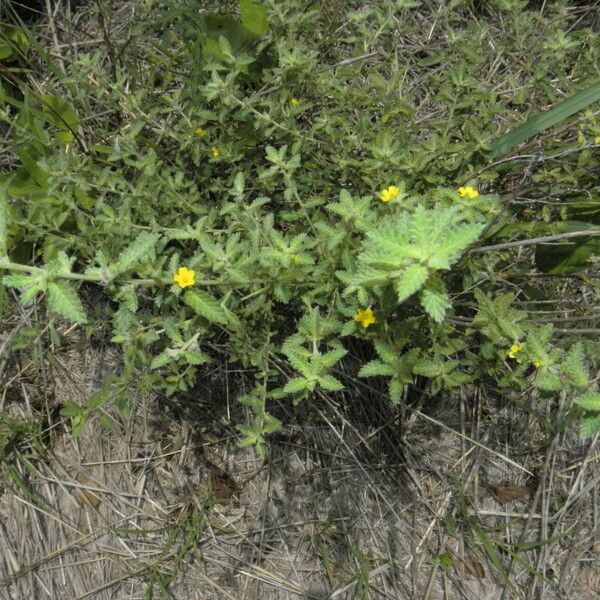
[1,0,599,450]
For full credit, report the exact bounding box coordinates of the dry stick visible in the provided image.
[45,0,66,74]
[469,228,600,254]
[499,397,563,600]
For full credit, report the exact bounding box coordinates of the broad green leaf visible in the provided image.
[395,263,429,301]
[184,289,229,324]
[40,95,79,144]
[47,281,88,324]
[574,392,600,412]
[239,0,269,36]
[489,79,600,159]
[535,236,600,274]
[420,284,451,323]
[111,232,160,276]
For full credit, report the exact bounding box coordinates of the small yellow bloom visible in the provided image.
[458,185,479,199]
[354,308,376,328]
[379,185,400,203]
[595,136,600,144]
[194,127,205,137]
[173,267,195,289]
[290,98,299,106]
[533,359,543,369]
[507,343,524,359]
[211,147,220,157]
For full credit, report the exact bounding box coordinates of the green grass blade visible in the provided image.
[489,79,600,159]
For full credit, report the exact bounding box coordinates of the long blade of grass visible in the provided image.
[489,79,600,159]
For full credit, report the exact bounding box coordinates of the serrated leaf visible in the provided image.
[373,341,398,364]
[2,274,37,289]
[580,414,600,439]
[389,378,404,403]
[111,232,160,276]
[358,360,395,377]
[47,281,88,323]
[574,392,600,412]
[560,343,589,388]
[283,377,309,394]
[395,263,429,301]
[150,352,172,370]
[184,289,229,324]
[320,347,347,368]
[420,285,451,323]
[318,374,344,391]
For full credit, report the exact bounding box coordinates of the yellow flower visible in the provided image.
[194,127,205,137]
[211,147,220,157]
[354,308,376,328]
[595,136,600,144]
[507,343,524,359]
[290,98,299,106]
[379,185,400,203]
[533,359,543,369]
[458,185,479,199]
[173,267,195,289]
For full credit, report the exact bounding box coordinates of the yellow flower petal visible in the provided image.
[354,308,376,328]
[290,98,299,106]
[194,127,205,137]
[507,343,524,359]
[173,267,196,289]
[379,185,400,203]
[211,147,220,157]
[458,185,479,199]
[533,359,543,369]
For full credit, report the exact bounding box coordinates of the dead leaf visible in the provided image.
[485,480,529,504]
[207,461,238,501]
[75,472,101,508]
[456,555,486,579]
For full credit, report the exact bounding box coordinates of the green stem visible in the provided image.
[0,259,237,288]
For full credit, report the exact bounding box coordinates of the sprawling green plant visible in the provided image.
[1,0,599,451]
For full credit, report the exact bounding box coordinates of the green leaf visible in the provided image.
[489,79,600,159]
[239,0,269,36]
[184,289,229,324]
[574,392,600,412]
[320,347,347,368]
[111,232,160,276]
[580,414,600,439]
[3,273,47,303]
[318,374,344,391]
[150,352,172,370]
[420,284,451,323]
[373,341,398,364]
[47,281,88,324]
[282,377,309,394]
[358,360,395,377]
[560,343,588,388]
[40,95,79,144]
[395,263,429,302]
[535,235,600,274]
